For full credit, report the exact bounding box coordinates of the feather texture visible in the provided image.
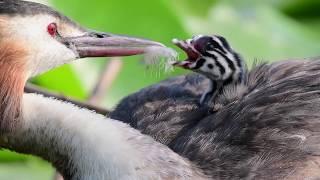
[143,46,178,72]
[111,57,320,179]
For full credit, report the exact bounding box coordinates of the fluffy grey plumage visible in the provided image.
[110,57,320,179]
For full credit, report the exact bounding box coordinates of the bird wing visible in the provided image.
[110,73,210,145]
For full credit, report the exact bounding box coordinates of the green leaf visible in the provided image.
[0,150,29,162]
[0,151,53,180]
[0,159,53,180]
[171,0,217,17]
[30,65,87,99]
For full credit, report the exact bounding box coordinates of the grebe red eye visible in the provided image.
[47,23,57,36]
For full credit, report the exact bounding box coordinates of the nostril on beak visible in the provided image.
[95,34,105,38]
[89,32,110,38]
[92,33,105,38]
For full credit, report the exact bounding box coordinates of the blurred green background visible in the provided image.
[1,0,320,179]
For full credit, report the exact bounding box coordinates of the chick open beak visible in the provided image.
[172,38,200,69]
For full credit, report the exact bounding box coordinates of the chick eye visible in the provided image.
[205,43,215,51]
[47,23,57,36]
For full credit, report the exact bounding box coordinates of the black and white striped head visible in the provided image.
[173,35,245,83]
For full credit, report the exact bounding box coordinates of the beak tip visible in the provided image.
[155,42,166,47]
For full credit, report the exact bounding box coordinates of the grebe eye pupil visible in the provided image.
[47,23,57,36]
